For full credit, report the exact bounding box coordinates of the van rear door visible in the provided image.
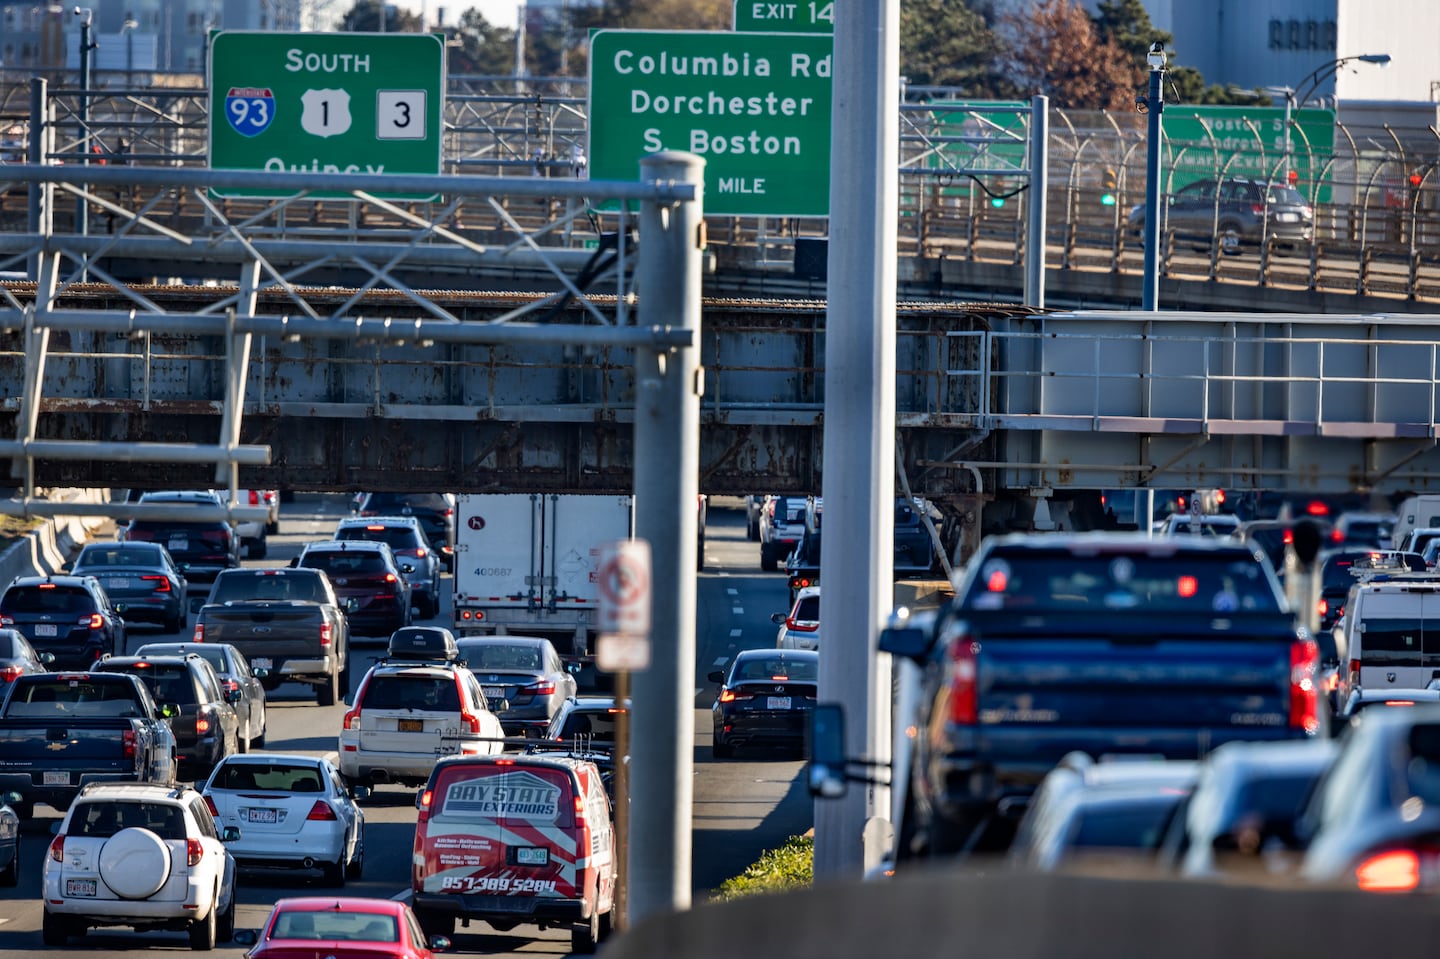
[418,762,581,899]
[1355,589,1432,690]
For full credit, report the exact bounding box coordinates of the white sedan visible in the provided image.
[200,753,366,886]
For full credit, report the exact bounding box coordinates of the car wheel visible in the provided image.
[188,898,217,951]
[164,610,184,634]
[571,910,600,955]
[712,737,735,759]
[322,855,346,887]
[248,538,268,561]
[216,890,235,943]
[345,829,364,879]
[760,546,777,573]
[317,671,338,707]
[0,846,18,887]
[265,519,280,535]
[252,716,266,749]
[237,721,249,754]
[697,531,705,572]
[42,909,69,946]
[1217,223,1244,256]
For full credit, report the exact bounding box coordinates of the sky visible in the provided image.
[388,0,520,30]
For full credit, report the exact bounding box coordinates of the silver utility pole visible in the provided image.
[1141,42,1167,311]
[1024,95,1049,308]
[628,151,704,922]
[815,0,898,878]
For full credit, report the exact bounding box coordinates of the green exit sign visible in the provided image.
[733,0,834,32]
[588,30,833,217]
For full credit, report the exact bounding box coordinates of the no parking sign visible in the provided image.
[596,539,651,672]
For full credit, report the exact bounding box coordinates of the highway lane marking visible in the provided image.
[732,606,744,615]
[726,587,738,595]
[729,628,742,637]
[713,656,730,666]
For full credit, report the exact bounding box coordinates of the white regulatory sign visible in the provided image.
[596,539,651,637]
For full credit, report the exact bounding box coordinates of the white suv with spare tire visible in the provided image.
[41,781,239,951]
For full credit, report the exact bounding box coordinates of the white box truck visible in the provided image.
[452,493,635,659]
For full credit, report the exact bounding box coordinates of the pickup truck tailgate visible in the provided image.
[200,604,323,654]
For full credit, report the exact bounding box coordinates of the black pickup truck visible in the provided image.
[0,672,178,818]
[194,568,351,706]
[881,532,1322,858]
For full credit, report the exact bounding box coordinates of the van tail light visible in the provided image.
[343,707,361,730]
[526,680,556,697]
[49,834,65,862]
[122,728,137,760]
[1290,638,1320,734]
[82,613,104,629]
[0,665,21,683]
[306,801,337,822]
[417,788,433,824]
[185,838,203,867]
[946,636,979,724]
[319,622,332,649]
[1355,849,1425,892]
[573,794,586,828]
[786,617,819,633]
[195,709,212,736]
[1348,657,1361,692]
[192,623,205,643]
[141,575,171,593]
[204,795,219,817]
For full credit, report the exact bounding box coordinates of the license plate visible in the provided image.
[251,658,272,670]
[1277,212,1298,222]
[483,686,506,699]
[399,719,423,732]
[44,771,69,785]
[168,538,189,552]
[107,578,130,589]
[247,808,279,823]
[66,878,97,898]
[34,624,57,637]
[766,696,792,710]
[516,847,549,865]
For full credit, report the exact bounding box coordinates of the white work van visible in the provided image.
[1335,580,1440,702]
[452,494,634,658]
[1391,495,1440,550]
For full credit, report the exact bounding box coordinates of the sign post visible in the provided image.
[208,31,444,199]
[588,30,833,216]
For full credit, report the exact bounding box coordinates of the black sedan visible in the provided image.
[70,541,188,633]
[93,653,243,780]
[456,635,578,737]
[136,641,269,751]
[0,627,51,701]
[709,649,818,758]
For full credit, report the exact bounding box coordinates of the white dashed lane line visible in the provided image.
[726,588,739,596]
[729,628,742,637]
[732,607,744,615]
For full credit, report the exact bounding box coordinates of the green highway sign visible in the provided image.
[1163,105,1336,202]
[733,0,834,32]
[588,30,833,216]
[208,31,444,199]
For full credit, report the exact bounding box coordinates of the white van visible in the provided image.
[1391,495,1440,550]
[1335,580,1440,702]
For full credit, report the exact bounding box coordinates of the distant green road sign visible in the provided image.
[733,0,833,32]
[208,31,444,199]
[1163,105,1335,201]
[588,30,833,217]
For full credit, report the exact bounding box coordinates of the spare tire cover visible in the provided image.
[98,827,172,900]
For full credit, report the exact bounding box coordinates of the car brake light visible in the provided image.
[39,583,56,590]
[718,687,752,703]
[306,801,337,822]
[383,573,397,583]
[195,709,211,735]
[222,678,239,696]
[1356,849,1421,892]
[947,636,979,724]
[204,795,219,817]
[527,681,556,696]
[122,727,136,759]
[415,547,427,558]
[1318,598,1328,618]
[573,794,586,827]
[785,616,819,633]
[49,834,64,862]
[192,623,205,643]
[343,707,361,730]
[1251,203,1265,215]
[459,708,482,733]
[365,525,385,531]
[443,508,454,518]
[319,622,332,648]
[1290,638,1320,734]
[1332,527,1346,543]
[417,788,432,823]
[141,575,171,592]
[82,613,103,629]
[248,490,259,505]
[0,665,21,682]
[186,838,203,866]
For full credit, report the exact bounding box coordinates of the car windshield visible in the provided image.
[210,572,326,603]
[1,585,93,614]
[462,644,542,671]
[211,762,324,792]
[963,551,1282,614]
[70,800,187,840]
[272,910,398,942]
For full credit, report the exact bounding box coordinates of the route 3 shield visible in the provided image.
[224,87,276,138]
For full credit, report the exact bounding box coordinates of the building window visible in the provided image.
[1268,19,1283,50]
[1323,20,1337,51]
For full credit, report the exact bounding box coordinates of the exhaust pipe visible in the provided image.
[302,857,315,869]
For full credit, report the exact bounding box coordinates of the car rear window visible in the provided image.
[1267,186,1306,205]
[4,677,147,717]
[365,493,450,512]
[272,910,397,942]
[792,595,820,621]
[337,526,420,550]
[732,656,818,682]
[70,800,187,840]
[558,708,621,741]
[302,551,389,576]
[1,585,95,614]
[429,764,575,827]
[461,644,543,671]
[1070,799,1179,849]
[362,674,460,711]
[963,550,1282,614]
[1358,619,1427,665]
[772,497,805,524]
[211,762,324,792]
[109,664,198,705]
[210,571,326,604]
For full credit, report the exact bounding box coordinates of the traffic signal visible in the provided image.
[1101,167,1117,206]
[1287,170,1299,185]
[989,178,1007,208]
[1410,172,1423,188]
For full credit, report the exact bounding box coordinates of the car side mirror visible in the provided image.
[807,703,848,799]
[160,703,179,719]
[770,612,786,625]
[221,825,242,842]
[38,652,55,665]
[3,790,21,805]
[429,935,451,952]
[252,667,269,679]
[351,785,371,801]
[706,670,725,684]
[878,624,931,661]
[233,930,259,946]
[224,688,242,704]
[400,563,415,574]
[489,698,509,713]
[345,598,359,612]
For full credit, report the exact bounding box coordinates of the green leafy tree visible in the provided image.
[900,0,1012,96]
[338,0,423,32]
[446,9,517,76]
[1092,0,1253,105]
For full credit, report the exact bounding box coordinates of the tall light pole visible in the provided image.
[73,6,96,274]
[1140,41,1166,311]
[1294,52,1391,108]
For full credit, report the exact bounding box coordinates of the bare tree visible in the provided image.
[997,0,1135,110]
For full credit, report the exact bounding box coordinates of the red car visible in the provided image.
[234,897,449,958]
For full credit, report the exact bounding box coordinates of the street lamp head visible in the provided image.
[1358,53,1392,66]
